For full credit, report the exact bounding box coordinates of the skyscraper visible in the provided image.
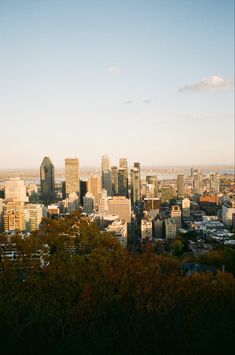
[88,175,102,203]
[111,166,119,195]
[193,172,203,194]
[40,157,55,204]
[97,189,108,215]
[80,179,88,206]
[182,197,190,217]
[119,158,128,197]
[65,158,80,196]
[177,174,184,196]
[209,172,220,194]
[134,162,141,195]
[130,167,141,206]
[83,192,95,214]
[170,205,182,231]
[161,185,174,203]
[118,168,128,197]
[146,175,158,197]
[101,155,112,196]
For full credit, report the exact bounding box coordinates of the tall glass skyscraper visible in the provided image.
[101,155,112,196]
[40,156,55,204]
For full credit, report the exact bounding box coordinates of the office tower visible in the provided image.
[177,174,184,196]
[97,189,108,214]
[154,219,163,239]
[40,157,55,204]
[65,158,80,196]
[24,203,43,231]
[111,166,119,195]
[80,179,88,206]
[146,176,158,197]
[5,177,27,202]
[141,220,153,241]
[108,196,131,223]
[3,200,25,231]
[118,168,128,197]
[119,158,128,171]
[209,172,220,194]
[193,172,203,194]
[83,192,95,214]
[130,167,141,206]
[101,155,112,196]
[88,175,102,202]
[161,185,173,203]
[134,162,141,193]
[182,197,190,217]
[170,205,182,231]
[119,158,129,196]
[165,218,177,239]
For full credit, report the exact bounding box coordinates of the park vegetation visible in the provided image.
[0,213,234,355]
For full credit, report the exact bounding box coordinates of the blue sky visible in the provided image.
[0,0,234,168]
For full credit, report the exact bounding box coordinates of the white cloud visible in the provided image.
[178,75,234,93]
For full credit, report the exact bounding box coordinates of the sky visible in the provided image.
[0,0,234,168]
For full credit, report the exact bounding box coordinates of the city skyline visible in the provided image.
[1,0,234,168]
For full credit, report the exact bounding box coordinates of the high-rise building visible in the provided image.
[65,158,80,197]
[88,175,102,203]
[83,192,95,214]
[154,219,163,239]
[222,202,235,227]
[108,196,131,223]
[40,157,55,204]
[119,158,128,197]
[80,179,88,206]
[134,162,141,191]
[3,200,25,231]
[97,189,108,215]
[130,167,141,206]
[193,172,203,194]
[170,205,182,231]
[111,166,119,195]
[209,172,220,194]
[165,218,177,239]
[161,185,174,203]
[101,155,112,196]
[119,158,128,170]
[24,203,43,231]
[177,174,184,196]
[182,198,190,217]
[146,176,158,197]
[5,177,27,202]
[118,168,128,197]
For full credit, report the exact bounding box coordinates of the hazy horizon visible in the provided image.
[1,0,234,168]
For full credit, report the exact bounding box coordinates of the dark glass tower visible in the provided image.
[40,156,55,204]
